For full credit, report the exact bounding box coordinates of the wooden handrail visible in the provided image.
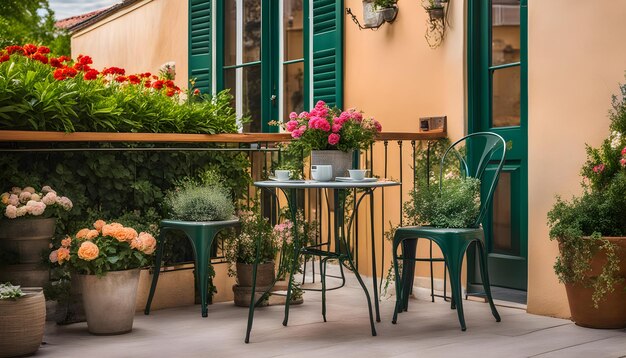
[0,129,446,143]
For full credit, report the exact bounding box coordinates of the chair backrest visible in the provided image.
[439,132,506,228]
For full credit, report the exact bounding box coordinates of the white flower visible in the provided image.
[8,194,18,206]
[30,193,41,202]
[4,205,17,219]
[611,131,622,149]
[18,191,31,203]
[16,207,28,217]
[42,192,57,205]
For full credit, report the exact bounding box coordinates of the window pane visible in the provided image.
[492,66,520,127]
[223,68,237,109]
[491,0,520,66]
[283,62,305,119]
[283,0,304,61]
[224,0,237,66]
[243,0,262,63]
[223,65,262,132]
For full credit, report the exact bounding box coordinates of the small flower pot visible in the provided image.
[310,150,354,180]
[0,288,46,358]
[378,6,398,23]
[427,7,445,21]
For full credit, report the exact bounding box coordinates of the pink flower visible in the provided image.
[291,129,304,139]
[19,191,31,203]
[49,250,58,263]
[289,112,298,120]
[328,133,341,146]
[42,192,57,205]
[8,194,18,206]
[285,119,299,132]
[298,111,310,119]
[4,205,17,219]
[620,158,626,167]
[318,119,331,132]
[593,164,605,173]
[332,123,342,133]
[42,185,54,194]
[373,119,382,132]
[622,147,626,156]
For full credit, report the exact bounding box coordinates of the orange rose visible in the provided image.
[101,222,123,237]
[75,228,90,239]
[61,236,72,247]
[113,227,138,242]
[85,229,99,240]
[77,241,99,261]
[57,247,70,263]
[132,232,157,255]
[93,219,106,232]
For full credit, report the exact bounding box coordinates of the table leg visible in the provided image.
[368,190,381,322]
[144,228,167,315]
[283,188,299,327]
[245,216,266,343]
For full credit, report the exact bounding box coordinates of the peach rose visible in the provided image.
[113,227,138,242]
[0,193,9,205]
[93,220,106,232]
[139,232,157,255]
[101,222,123,237]
[61,236,72,248]
[77,241,99,261]
[57,247,70,264]
[85,229,99,240]
[49,250,58,263]
[75,228,90,239]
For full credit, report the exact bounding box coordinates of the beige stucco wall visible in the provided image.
[526,0,626,317]
[71,0,189,88]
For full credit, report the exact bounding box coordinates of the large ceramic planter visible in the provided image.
[0,218,55,287]
[78,269,141,335]
[562,237,626,329]
[310,150,354,180]
[233,262,275,307]
[0,288,46,358]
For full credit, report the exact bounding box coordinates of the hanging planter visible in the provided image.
[377,5,398,23]
[426,6,445,21]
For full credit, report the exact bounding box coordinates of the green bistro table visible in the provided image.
[144,218,240,318]
[245,179,400,343]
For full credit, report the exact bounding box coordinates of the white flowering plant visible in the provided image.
[0,186,73,219]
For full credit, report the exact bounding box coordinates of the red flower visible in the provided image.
[49,58,61,68]
[102,67,126,76]
[23,44,38,55]
[37,46,50,54]
[31,53,48,64]
[77,55,93,65]
[140,72,151,78]
[115,75,127,83]
[53,68,66,81]
[152,80,164,90]
[84,69,99,80]
[0,54,10,63]
[58,56,72,63]
[164,80,175,88]
[73,62,90,71]
[166,88,176,97]
[5,45,25,55]
[128,75,140,84]
[144,80,152,88]
[193,88,200,95]
[64,68,77,78]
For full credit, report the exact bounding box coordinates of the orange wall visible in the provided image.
[526,0,626,318]
[71,0,189,89]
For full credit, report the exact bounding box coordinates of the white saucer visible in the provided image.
[269,177,305,183]
[335,177,377,182]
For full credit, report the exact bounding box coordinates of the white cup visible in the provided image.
[348,169,369,180]
[274,170,291,181]
[311,165,332,182]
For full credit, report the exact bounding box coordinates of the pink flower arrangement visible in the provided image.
[1,185,72,219]
[280,100,381,152]
[50,220,156,276]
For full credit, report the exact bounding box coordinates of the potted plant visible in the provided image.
[0,186,73,287]
[373,0,399,22]
[280,100,381,180]
[424,0,445,21]
[0,283,45,357]
[547,83,626,329]
[50,220,156,334]
[224,206,279,307]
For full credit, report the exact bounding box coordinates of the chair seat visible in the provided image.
[161,218,239,228]
[396,226,481,239]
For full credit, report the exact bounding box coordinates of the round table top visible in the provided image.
[253,179,400,189]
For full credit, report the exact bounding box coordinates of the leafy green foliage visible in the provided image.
[0,55,239,133]
[404,177,481,228]
[0,1,70,56]
[0,282,24,299]
[374,0,397,9]
[548,79,626,306]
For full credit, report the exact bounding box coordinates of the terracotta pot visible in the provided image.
[310,150,354,180]
[78,269,140,335]
[236,262,275,287]
[562,237,626,328]
[0,288,46,358]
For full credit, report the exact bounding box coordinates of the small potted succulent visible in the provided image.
[0,283,45,357]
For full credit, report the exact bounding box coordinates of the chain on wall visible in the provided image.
[422,0,450,49]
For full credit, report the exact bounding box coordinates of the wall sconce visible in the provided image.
[347,0,398,30]
[422,0,449,48]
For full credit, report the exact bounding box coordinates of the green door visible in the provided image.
[468,0,528,291]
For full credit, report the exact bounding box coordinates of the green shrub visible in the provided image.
[404,177,481,228]
[167,185,234,222]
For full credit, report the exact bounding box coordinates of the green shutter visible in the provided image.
[189,0,212,93]
[312,0,343,108]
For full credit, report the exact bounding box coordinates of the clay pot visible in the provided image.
[0,288,46,358]
[236,262,275,287]
[78,269,140,334]
[562,237,626,328]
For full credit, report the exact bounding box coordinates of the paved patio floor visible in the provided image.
[39,269,626,358]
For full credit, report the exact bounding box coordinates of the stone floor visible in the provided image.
[38,271,626,358]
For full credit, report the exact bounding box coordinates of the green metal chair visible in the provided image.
[391,132,506,331]
[144,218,239,317]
